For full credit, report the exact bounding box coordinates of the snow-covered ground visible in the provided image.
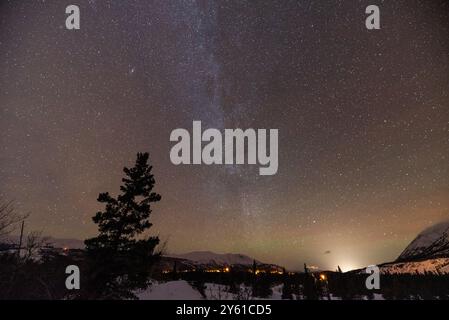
[137,281,278,300]
[137,281,259,300]
[136,280,203,300]
[137,280,385,300]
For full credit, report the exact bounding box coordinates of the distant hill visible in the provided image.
[159,251,283,273]
[167,251,261,266]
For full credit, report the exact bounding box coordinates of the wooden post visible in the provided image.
[17,220,24,258]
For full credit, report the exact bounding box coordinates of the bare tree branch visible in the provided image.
[21,231,50,261]
[0,199,29,239]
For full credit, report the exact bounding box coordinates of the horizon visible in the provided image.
[4,224,443,272]
[0,232,382,272]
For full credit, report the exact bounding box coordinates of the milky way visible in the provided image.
[1,0,449,270]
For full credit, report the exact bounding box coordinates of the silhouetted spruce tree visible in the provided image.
[172,261,179,280]
[281,279,293,300]
[302,263,319,300]
[252,274,272,298]
[252,259,257,275]
[83,152,161,299]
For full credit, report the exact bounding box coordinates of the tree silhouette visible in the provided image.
[0,199,28,240]
[84,152,161,299]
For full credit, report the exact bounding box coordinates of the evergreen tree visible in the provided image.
[172,261,179,280]
[84,152,161,299]
[281,280,293,300]
[252,259,257,275]
[302,263,319,299]
[252,274,272,298]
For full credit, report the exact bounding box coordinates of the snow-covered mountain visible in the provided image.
[357,220,449,275]
[353,221,449,275]
[378,258,449,275]
[398,220,449,261]
[168,251,260,266]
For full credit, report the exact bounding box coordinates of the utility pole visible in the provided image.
[17,220,24,258]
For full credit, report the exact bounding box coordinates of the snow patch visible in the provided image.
[137,280,204,300]
[380,257,449,274]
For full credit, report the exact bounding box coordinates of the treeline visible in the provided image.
[163,269,449,300]
[0,248,78,299]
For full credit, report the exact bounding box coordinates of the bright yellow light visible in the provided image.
[320,274,327,281]
[224,267,230,272]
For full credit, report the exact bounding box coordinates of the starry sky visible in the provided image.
[1,0,449,271]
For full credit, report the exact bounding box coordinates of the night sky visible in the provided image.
[1,0,449,271]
